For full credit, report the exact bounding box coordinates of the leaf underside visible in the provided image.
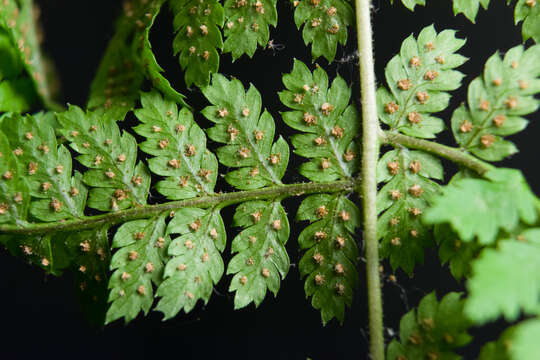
[2,0,540,345]
[223,0,277,60]
[280,59,360,182]
[297,193,360,324]
[394,0,540,43]
[292,0,353,62]
[170,0,224,88]
[0,0,54,111]
[156,207,226,319]
[377,149,443,275]
[378,24,467,139]
[451,44,540,162]
[387,292,472,360]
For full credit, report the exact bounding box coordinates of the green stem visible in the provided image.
[355,0,384,359]
[0,180,356,235]
[380,130,495,175]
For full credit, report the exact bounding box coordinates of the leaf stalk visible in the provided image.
[380,130,495,175]
[0,180,356,235]
[355,0,385,359]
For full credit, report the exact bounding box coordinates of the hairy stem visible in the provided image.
[380,130,495,175]
[0,180,356,235]
[355,0,384,359]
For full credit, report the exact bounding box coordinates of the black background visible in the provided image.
[1,0,538,359]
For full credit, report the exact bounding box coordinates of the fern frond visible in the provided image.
[389,0,425,11]
[106,213,170,324]
[134,91,217,200]
[222,0,277,60]
[452,0,491,22]
[58,107,150,212]
[156,207,225,318]
[170,0,224,87]
[279,59,359,181]
[140,1,188,105]
[88,0,187,117]
[0,0,54,110]
[297,193,360,324]
[377,25,467,139]
[227,199,290,308]
[387,292,472,360]
[292,0,353,62]
[377,149,442,274]
[393,1,539,44]
[465,227,540,324]
[478,334,510,360]
[453,0,540,44]
[435,224,481,281]
[67,228,110,325]
[0,129,29,225]
[479,318,540,360]
[451,44,540,161]
[279,60,360,321]
[87,27,143,118]
[1,113,87,221]
[424,168,538,245]
[203,74,289,189]
[515,0,540,43]
[0,233,72,275]
[0,26,37,111]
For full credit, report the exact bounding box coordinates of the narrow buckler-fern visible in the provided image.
[1,0,540,358]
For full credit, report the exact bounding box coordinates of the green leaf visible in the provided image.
[393,1,539,44]
[58,106,150,212]
[87,30,144,120]
[387,292,472,360]
[508,319,540,359]
[139,1,189,107]
[1,113,87,221]
[0,129,29,225]
[0,25,38,112]
[0,232,73,275]
[66,228,111,325]
[478,337,510,360]
[170,0,224,87]
[378,25,467,139]
[134,91,218,199]
[0,78,37,112]
[479,319,540,360]
[451,44,540,161]
[478,318,540,360]
[424,168,538,245]
[0,27,24,79]
[465,228,540,324]
[435,224,481,281]
[297,193,360,324]
[106,214,170,324]
[89,1,189,110]
[292,0,353,62]
[452,0,491,22]
[87,0,179,117]
[202,74,293,310]
[0,0,56,109]
[223,0,276,60]
[389,0,426,11]
[155,207,226,319]
[227,200,290,308]
[377,149,443,274]
[279,60,360,181]
[202,74,289,189]
[515,0,540,43]
[33,110,60,130]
